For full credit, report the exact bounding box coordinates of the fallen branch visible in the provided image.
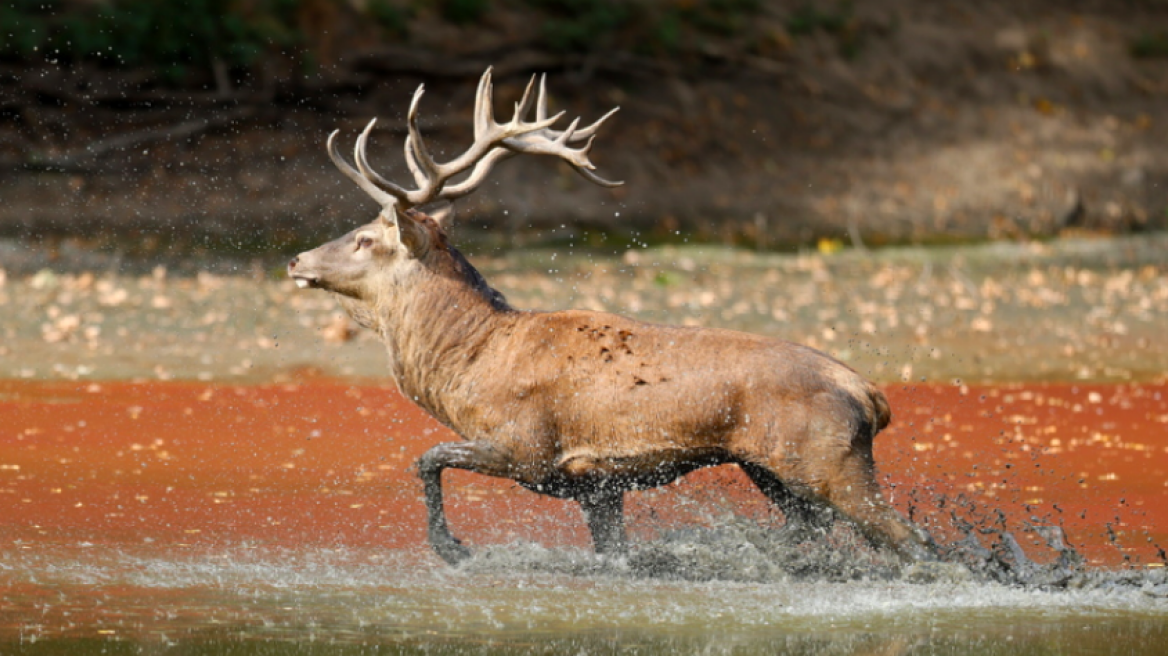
[8,107,254,173]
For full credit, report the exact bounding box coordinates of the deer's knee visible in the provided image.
[415,450,445,481]
[416,441,517,482]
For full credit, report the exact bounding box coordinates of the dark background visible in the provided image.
[2,0,1167,257]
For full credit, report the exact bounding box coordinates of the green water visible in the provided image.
[2,544,1166,655]
[4,612,1166,655]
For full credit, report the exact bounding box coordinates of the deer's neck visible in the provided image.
[350,248,515,427]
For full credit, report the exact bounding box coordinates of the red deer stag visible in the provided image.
[288,68,936,565]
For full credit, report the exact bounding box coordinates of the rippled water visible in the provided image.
[4,527,1167,655]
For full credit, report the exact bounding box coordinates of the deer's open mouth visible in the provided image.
[287,256,320,289]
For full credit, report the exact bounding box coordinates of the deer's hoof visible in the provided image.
[432,537,472,566]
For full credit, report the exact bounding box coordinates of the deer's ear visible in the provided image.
[424,201,455,226]
[382,206,430,256]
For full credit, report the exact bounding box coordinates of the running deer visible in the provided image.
[288,68,936,565]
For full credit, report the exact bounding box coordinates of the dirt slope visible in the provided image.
[1,0,1166,251]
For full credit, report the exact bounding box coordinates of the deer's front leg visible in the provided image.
[415,441,514,565]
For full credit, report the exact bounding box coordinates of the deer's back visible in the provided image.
[456,310,888,463]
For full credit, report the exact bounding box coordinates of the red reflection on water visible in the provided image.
[1,378,1165,565]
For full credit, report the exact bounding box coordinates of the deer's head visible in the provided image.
[287,208,445,301]
[288,68,621,304]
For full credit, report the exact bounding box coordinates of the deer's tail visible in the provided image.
[868,385,892,437]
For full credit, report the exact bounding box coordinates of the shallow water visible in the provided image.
[3,543,1167,654]
[2,379,1167,653]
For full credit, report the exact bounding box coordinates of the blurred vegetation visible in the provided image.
[785,1,863,59]
[367,0,414,37]
[2,0,1164,88]
[523,0,765,55]
[439,0,490,24]
[0,0,302,83]
[2,0,1167,247]
[0,0,780,83]
[1130,29,1168,57]
[525,0,633,54]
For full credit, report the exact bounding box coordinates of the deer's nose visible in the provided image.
[288,256,299,270]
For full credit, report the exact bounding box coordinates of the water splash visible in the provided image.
[458,509,1168,598]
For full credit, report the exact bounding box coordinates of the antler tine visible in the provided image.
[503,127,623,188]
[532,73,618,143]
[555,117,582,146]
[511,74,538,127]
[403,134,428,190]
[327,128,401,210]
[503,118,591,167]
[568,132,624,187]
[557,106,620,142]
[401,86,429,190]
[473,67,495,140]
[572,148,624,187]
[406,84,441,200]
[535,73,548,122]
[354,119,412,203]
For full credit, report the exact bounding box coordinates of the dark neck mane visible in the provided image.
[446,245,511,312]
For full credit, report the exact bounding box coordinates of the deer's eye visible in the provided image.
[357,236,374,250]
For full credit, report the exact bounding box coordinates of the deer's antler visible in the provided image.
[327,67,622,221]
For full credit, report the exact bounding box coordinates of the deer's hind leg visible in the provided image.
[814,449,938,563]
[739,461,836,541]
[415,441,517,565]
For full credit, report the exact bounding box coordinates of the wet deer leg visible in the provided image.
[415,441,515,565]
[739,462,836,541]
[578,488,627,555]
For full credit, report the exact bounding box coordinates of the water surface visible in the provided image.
[2,379,1166,653]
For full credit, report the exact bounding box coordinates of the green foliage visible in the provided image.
[652,10,683,53]
[785,1,862,59]
[525,0,631,54]
[785,1,852,36]
[1131,31,1168,58]
[369,0,413,37]
[0,0,301,83]
[646,0,762,55]
[0,0,57,59]
[523,0,762,56]
[676,0,761,37]
[653,270,680,287]
[0,0,773,82]
[439,0,489,25]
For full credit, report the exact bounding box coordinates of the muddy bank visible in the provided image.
[2,1,1167,248]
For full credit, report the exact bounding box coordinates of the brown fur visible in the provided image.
[289,213,936,564]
